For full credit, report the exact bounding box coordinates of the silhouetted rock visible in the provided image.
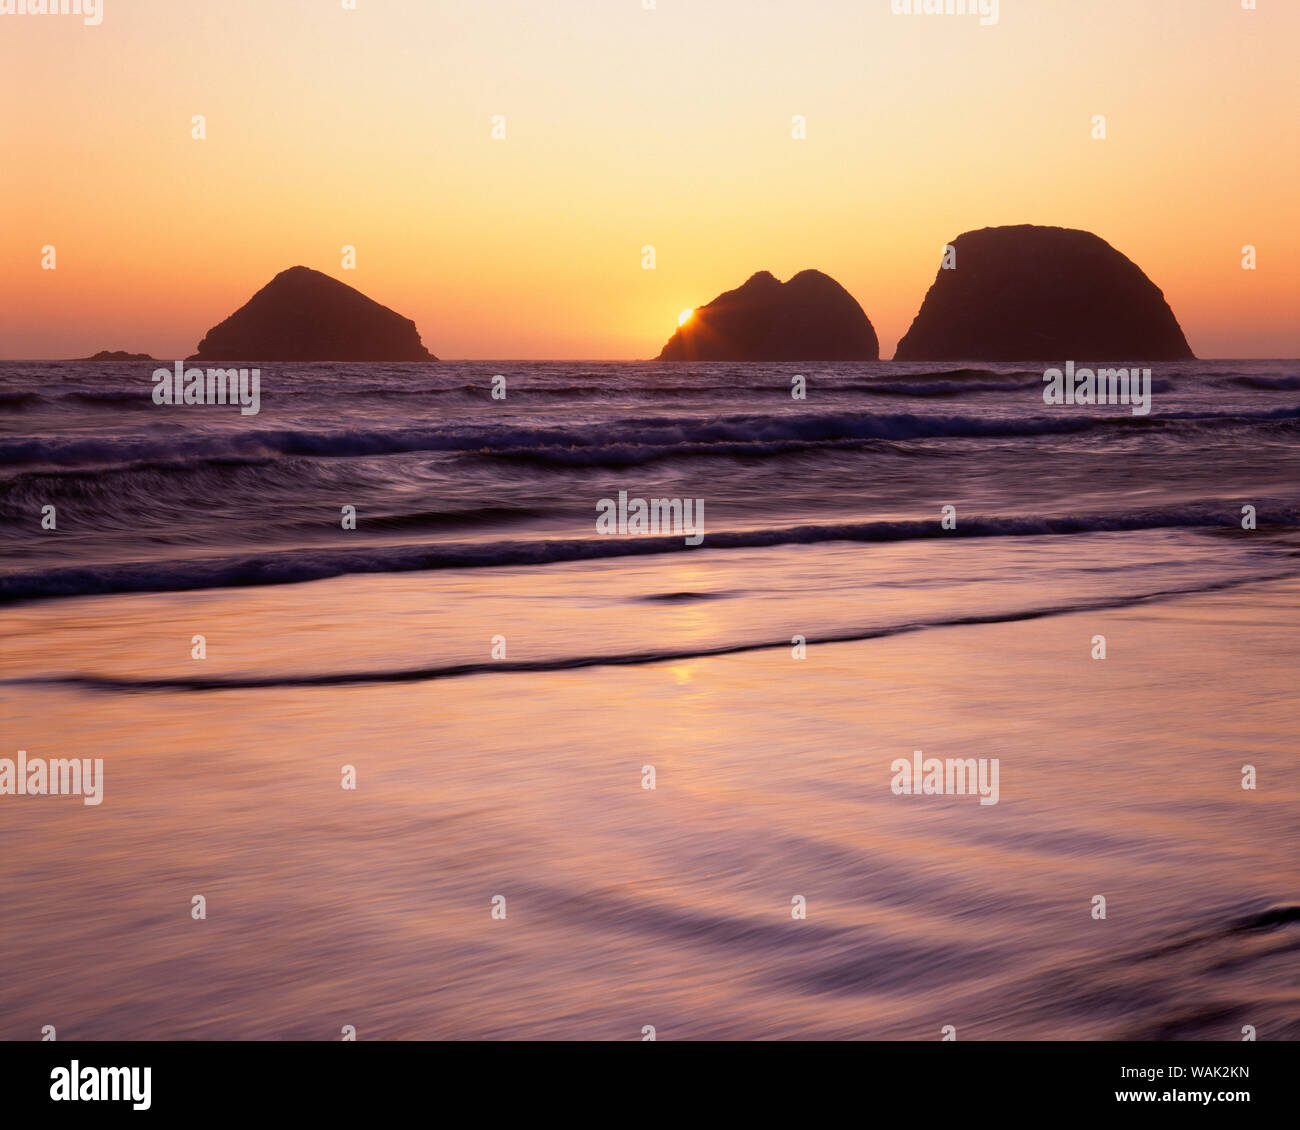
[657,270,879,361]
[894,226,1194,361]
[79,350,155,362]
[189,266,436,362]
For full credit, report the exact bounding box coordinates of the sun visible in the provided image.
[678,308,694,326]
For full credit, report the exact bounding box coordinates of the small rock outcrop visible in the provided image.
[657,270,879,361]
[189,266,436,362]
[894,225,1193,360]
[78,350,156,362]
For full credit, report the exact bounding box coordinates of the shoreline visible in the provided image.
[2,574,1296,1039]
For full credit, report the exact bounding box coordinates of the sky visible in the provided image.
[1,0,1296,360]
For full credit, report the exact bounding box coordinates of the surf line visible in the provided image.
[11,569,1289,694]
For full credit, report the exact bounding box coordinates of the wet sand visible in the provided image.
[2,567,1296,1040]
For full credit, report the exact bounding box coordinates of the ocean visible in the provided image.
[1,358,1297,1038]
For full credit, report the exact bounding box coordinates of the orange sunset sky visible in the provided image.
[1,0,1296,360]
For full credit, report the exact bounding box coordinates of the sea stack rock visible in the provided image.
[894,226,1194,361]
[189,266,436,362]
[657,270,879,361]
